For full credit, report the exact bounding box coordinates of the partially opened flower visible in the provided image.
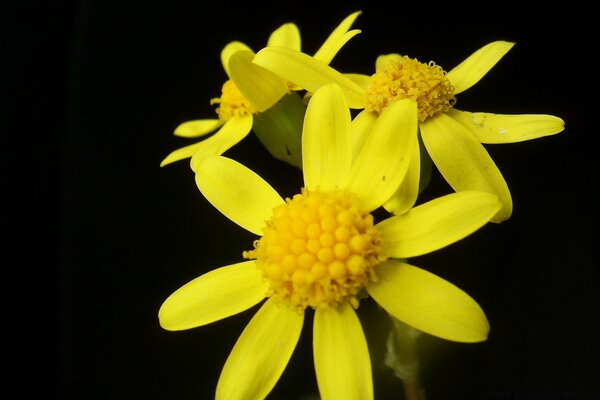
[252,41,565,222]
[160,11,362,170]
[159,84,502,399]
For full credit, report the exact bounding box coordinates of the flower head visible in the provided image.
[252,41,565,222]
[160,11,362,170]
[159,84,502,399]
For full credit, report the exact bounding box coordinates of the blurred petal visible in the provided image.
[221,41,253,76]
[344,73,372,90]
[446,41,515,94]
[314,303,373,400]
[195,155,284,235]
[267,22,301,50]
[447,109,566,144]
[421,113,512,223]
[174,119,223,138]
[303,84,352,191]
[190,115,253,171]
[216,299,303,400]
[383,138,421,215]
[158,261,267,331]
[160,140,206,168]
[347,99,418,211]
[253,47,366,108]
[375,53,404,70]
[368,260,489,343]
[378,191,501,258]
[313,11,362,64]
[228,50,289,112]
[350,109,377,160]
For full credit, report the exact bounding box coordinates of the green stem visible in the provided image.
[384,317,426,400]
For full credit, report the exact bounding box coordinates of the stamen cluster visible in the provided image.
[210,80,257,121]
[243,188,385,311]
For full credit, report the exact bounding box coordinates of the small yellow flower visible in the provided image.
[252,41,565,222]
[159,84,502,400]
[160,11,362,170]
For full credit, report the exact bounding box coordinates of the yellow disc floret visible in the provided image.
[243,188,386,312]
[210,79,257,122]
[365,55,456,122]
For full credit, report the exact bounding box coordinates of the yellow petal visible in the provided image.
[378,191,501,258]
[216,299,303,400]
[313,11,362,65]
[303,84,352,191]
[221,41,253,77]
[344,73,372,90]
[160,140,206,168]
[447,109,566,143]
[383,138,421,215]
[253,47,366,109]
[446,41,515,94]
[195,155,284,235]
[375,53,403,71]
[314,303,373,400]
[267,22,301,50]
[174,119,223,138]
[228,50,289,112]
[368,260,490,343]
[350,109,377,160]
[347,99,418,211]
[420,113,512,223]
[158,261,267,331]
[190,115,253,171]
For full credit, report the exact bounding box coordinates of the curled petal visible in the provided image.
[221,41,253,77]
[313,11,362,64]
[447,41,515,94]
[447,109,565,144]
[368,260,490,343]
[314,303,373,400]
[267,22,301,50]
[216,299,303,400]
[195,155,284,235]
[420,113,512,223]
[158,261,267,331]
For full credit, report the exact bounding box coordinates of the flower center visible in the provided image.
[210,80,257,122]
[243,188,386,311]
[364,55,456,122]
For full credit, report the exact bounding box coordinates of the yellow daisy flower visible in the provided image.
[252,40,565,222]
[159,84,502,399]
[160,11,362,170]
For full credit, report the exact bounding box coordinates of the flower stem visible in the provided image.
[384,317,426,400]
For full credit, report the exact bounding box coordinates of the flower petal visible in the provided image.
[221,41,253,77]
[228,50,290,112]
[253,46,366,109]
[447,109,566,143]
[314,303,373,400]
[350,109,377,160]
[420,113,512,223]
[267,22,301,50]
[303,84,352,191]
[190,115,253,171]
[347,99,418,211]
[446,41,515,94]
[216,299,303,400]
[174,119,223,138]
[195,155,284,235]
[383,138,421,215]
[158,261,267,331]
[368,260,489,343]
[160,140,206,168]
[378,191,501,258]
[312,11,362,65]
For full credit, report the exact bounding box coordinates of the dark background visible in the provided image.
[10,0,598,399]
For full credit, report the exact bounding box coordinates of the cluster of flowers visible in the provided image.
[158,11,564,400]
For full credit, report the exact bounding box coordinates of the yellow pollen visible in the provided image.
[243,188,386,312]
[365,55,456,122]
[210,79,257,122]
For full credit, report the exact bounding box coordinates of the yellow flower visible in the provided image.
[159,84,502,400]
[160,11,362,170]
[252,41,565,222]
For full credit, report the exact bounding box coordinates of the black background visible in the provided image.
[10,0,598,399]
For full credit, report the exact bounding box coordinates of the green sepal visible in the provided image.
[252,91,306,169]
